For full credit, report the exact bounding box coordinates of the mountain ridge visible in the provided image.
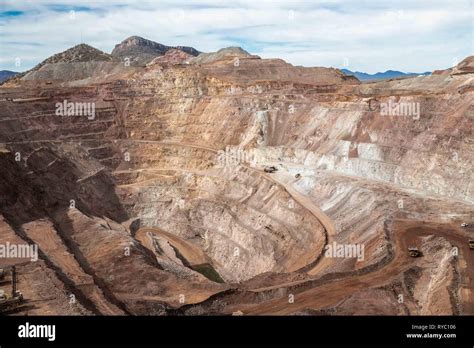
[111,35,200,65]
[341,68,431,81]
[0,70,18,83]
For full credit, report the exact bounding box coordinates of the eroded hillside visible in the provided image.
[0,44,472,315]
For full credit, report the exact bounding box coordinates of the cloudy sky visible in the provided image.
[0,0,472,73]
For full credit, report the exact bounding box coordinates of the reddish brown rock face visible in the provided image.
[0,45,472,316]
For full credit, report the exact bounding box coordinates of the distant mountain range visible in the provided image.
[1,36,202,84]
[341,69,431,81]
[1,37,439,85]
[0,70,18,83]
[111,36,200,65]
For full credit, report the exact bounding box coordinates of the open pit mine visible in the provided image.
[0,36,473,316]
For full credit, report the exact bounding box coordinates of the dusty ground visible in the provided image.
[0,49,472,315]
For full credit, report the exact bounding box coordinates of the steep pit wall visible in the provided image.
[113,143,325,282]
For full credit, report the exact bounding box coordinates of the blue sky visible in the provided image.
[0,0,472,73]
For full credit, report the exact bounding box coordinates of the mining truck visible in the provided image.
[408,247,422,257]
[263,166,278,173]
[0,266,24,312]
[461,223,469,228]
[469,240,474,250]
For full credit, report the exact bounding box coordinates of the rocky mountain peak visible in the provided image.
[452,55,474,74]
[112,36,169,56]
[111,36,200,66]
[43,43,115,64]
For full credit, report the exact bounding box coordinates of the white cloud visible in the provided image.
[0,0,472,73]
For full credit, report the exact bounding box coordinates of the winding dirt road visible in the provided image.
[136,226,211,266]
[237,219,473,314]
[118,140,473,314]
